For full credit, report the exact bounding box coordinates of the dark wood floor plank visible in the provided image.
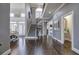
[10,36,78,55]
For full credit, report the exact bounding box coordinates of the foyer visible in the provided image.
[0,3,79,55]
[10,36,77,55]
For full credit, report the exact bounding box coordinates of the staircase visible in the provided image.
[28,24,37,37]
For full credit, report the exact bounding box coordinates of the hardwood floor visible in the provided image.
[64,40,77,55]
[10,36,78,55]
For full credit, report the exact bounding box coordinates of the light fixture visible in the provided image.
[49,11,51,14]
[36,7,42,12]
[21,13,25,17]
[35,7,42,18]
[10,13,14,17]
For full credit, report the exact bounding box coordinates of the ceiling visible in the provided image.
[10,3,26,22]
[43,3,62,18]
[36,3,62,25]
[29,3,44,24]
[10,3,62,18]
[10,3,25,17]
[30,3,43,8]
[10,3,62,23]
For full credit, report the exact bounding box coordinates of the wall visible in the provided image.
[31,7,36,24]
[52,3,79,53]
[47,20,53,36]
[10,17,25,22]
[42,20,47,36]
[25,4,31,37]
[0,4,10,54]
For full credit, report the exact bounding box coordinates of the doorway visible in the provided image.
[61,11,74,54]
[64,13,73,53]
[10,22,25,37]
[18,22,25,37]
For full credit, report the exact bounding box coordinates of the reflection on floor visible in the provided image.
[10,36,78,55]
[64,40,77,55]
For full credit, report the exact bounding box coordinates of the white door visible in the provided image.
[18,23,25,36]
[19,24,22,35]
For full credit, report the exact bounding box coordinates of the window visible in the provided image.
[35,7,42,18]
[10,23,17,32]
[10,22,25,35]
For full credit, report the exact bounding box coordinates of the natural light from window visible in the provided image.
[10,13,14,17]
[35,7,42,18]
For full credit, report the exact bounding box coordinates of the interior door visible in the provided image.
[18,23,25,36]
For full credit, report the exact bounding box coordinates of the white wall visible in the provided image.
[51,4,79,54]
[47,20,53,36]
[25,4,31,37]
[42,20,47,36]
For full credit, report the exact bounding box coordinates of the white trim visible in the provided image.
[27,21,32,37]
[52,36,63,44]
[71,11,74,50]
[25,37,38,40]
[61,11,79,54]
[61,14,64,44]
[2,49,11,55]
[61,11,74,46]
[72,47,79,54]
[54,3,66,14]
[50,4,65,41]
[41,3,48,18]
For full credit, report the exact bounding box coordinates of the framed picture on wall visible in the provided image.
[53,20,60,30]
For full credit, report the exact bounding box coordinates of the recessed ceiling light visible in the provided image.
[10,13,14,17]
[36,7,42,11]
[49,11,51,14]
[21,13,25,17]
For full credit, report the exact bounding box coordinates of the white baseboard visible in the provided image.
[25,36,38,40]
[72,47,79,54]
[52,36,63,44]
[2,49,11,55]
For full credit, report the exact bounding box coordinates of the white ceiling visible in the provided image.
[10,3,25,22]
[10,3,25,17]
[43,3,62,18]
[29,3,44,24]
[30,3,43,8]
[10,3,62,23]
[10,3,62,18]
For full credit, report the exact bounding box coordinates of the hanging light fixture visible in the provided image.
[10,13,14,17]
[21,13,25,17]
